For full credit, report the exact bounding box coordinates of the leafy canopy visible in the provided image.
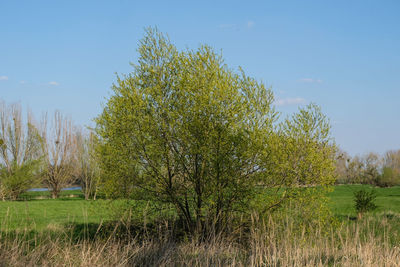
[96,28,336,234]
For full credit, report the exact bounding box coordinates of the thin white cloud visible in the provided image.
[0,76,8,81]
[275,97,306,106]
[299,78,322,83]
[20,80,26,84]
[247,21,255,28]
[48,81,59,86]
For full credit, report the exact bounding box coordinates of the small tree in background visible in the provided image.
[0,102,42,200]
[345,156,364,184]
[354,189,377,219]
[334,148,351,184]
[376,166,400,187]
[362,152,381,184]
[376,150,400,187]
[40,111,76,199]
[75,130,100,200]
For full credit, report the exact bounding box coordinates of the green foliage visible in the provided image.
[96,28,337,235]
[253,103,336,226]
[273,103,336,187]
[0,160,41,200]
[0,102,43,200]
[376,167,400,187]
[354,189,378,215]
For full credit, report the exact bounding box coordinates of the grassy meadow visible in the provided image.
[0,185,399,266]
[329,185,400,216]
[1,185,399,231]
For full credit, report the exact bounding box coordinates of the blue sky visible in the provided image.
[1,0,399,156]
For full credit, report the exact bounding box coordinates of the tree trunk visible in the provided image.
[51,188,60,199]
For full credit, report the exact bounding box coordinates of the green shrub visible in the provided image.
[353,189,377,217]
[375,167,400,187]
[0,160,41,200]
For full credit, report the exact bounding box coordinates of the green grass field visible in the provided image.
[0,198,117,231]
[0,185,399,231]
[328,184,400,217]
[0,185,398,265]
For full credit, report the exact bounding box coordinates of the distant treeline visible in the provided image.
[335,149,400,187]
[0,101,99,200]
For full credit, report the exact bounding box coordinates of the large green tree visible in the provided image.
[96,28,336,234]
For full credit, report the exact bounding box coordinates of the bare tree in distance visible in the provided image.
[40,111,76,199]
[334,148,351,184]
[362,152,381,183]
[0,101,42,200]
[383,150,400,174]
[379,150,400,186]
[75,129,100,200]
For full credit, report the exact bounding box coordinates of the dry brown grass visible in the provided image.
[0,215,399,266]
[248,214,400,266]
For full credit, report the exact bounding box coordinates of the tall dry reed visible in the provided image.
[0,213,398,266]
